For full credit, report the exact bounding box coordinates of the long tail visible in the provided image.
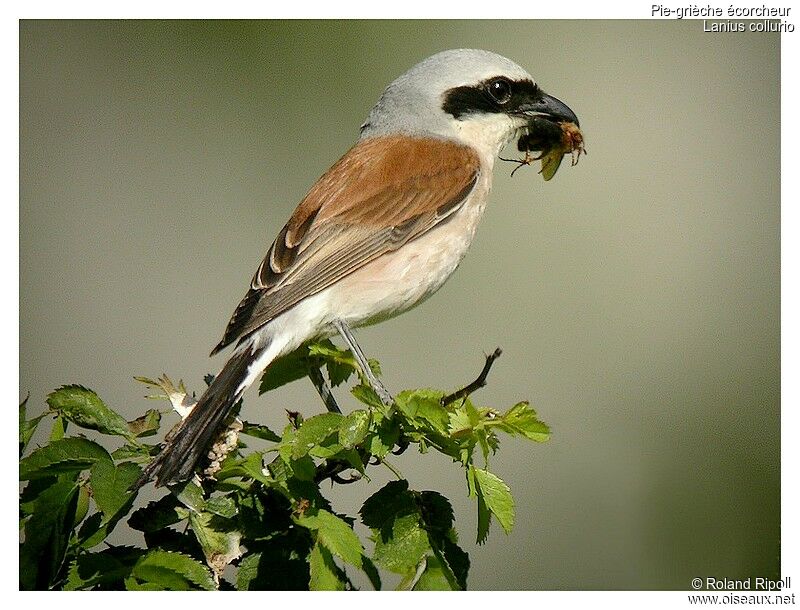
[134,344,267,489]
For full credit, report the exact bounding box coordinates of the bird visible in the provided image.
[137,48,580,489]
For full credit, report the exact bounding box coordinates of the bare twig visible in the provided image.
[441,348,503,406]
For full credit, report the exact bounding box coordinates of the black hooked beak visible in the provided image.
[516,91,579,127]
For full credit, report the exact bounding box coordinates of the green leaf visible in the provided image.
[65,546,144,590]
[395,389,450,434]
[47,385,132,439]
[361,555,382,590]
[79,461,140,549]
[128,549,215,591]
[234,451,272,485]
[19,395,45,458]
[89,460,141,518]
[351,384,385,409]
[50,415,67,441]
[291,412,344,459]
[126,409,161,438]
[308,542,346,590]
[361,481,430,575]
[111,443,157,461]
[189,511,242,577]
[19,437,112,480]
[367,416,400,459]
[447,409,473,436]
[476,486,490,544]
[413,554,454,590]
[437,537,470,590]
[372,512,430,574]
[240,420,281,442]
[474,468,514,535]
[19,478,80,590]
[339,409,370,449]
[74,483,90,527]
[289,455,317,481]
[204,495,238,518]
[236,549,311,591]
[171,479,206,513]
[258,347,309,394]
[419,491,455,534]
[496,402,550,442]
[468,465,490,544]
[297,509,363,567]
[128,494,184,533]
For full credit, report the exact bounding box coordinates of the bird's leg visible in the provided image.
[333,319,394,406]
[307,364,342,414]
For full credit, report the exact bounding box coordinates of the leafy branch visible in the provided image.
[19,340,550,590]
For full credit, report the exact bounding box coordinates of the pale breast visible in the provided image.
[320,174,492,328]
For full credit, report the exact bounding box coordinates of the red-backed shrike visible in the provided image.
[139,48,580,488]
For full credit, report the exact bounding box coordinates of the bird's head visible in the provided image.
[360,49,581,173]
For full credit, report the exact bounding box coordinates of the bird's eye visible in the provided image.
[487,78,512,104]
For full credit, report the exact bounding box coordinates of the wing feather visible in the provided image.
[211,135,480,355]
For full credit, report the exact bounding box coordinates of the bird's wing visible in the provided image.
[211,135,480,354]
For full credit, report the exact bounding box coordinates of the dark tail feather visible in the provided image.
[133,345,265,490]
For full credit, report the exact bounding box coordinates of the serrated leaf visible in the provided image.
[289,455,317,481]
[19,478,80,590]
[360,481,430,575]
[19,396,45,458]
[476,484,490,544]
[361,555,382,590]
[325,359,354,388]
[171,479,205,513]
[419,491,455,534]
[240,420,281,442]
[351,384,385,409]
[89,460,141,518]
[50,415,67,441]
[111,443,157,461]
[74,483,90,527]
[291,412,344,459]
[236,451,272,485]
[372,512,430,574]
[189,511,242,577]
[447,409,473,436]
[339,409,370,449]
[438,537,470,590]
[258,347,309,394]
[298,509,363,567]
[77,512,104,548]
[474,468,514,535]
[413,554,453,590]
[204,495,238,518]
[367,416,400,459]
[65,546,143,590]
[128,494,184,532]
[127,409,161,438]
[395,389,450,434]
[309,542,346,590]
[497,402,550,442]
[47,385,132,439]
[235,552,262,590]
[129,550,215,591]
[236,549,311,591]
[19,437,112,480]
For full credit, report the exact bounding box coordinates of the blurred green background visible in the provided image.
[20,20,780,589]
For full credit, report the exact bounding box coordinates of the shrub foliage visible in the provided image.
[19,340,549,590]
